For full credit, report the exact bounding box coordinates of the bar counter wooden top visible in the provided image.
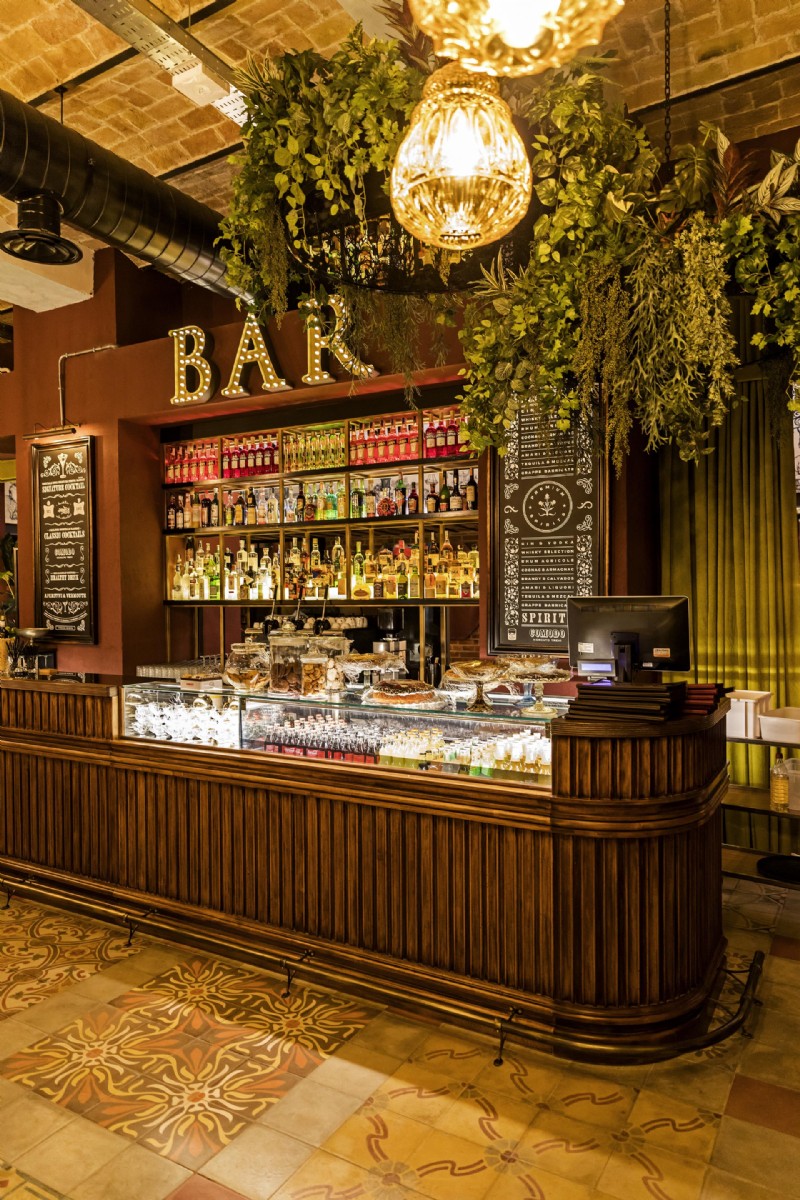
[0,676,728,1060]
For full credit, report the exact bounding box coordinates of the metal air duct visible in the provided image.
[0,86,237,297]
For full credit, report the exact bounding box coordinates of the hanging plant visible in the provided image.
[220,16,800,466]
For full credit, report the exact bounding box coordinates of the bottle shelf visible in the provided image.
[165,597,480,608]
[164,458,479,491]
[166,512,480,537]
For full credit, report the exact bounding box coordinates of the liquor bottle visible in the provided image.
[201,494,211,528]
[365,484,377,519]
[434,562,448,598]
[171,558,183,600]
[266,490,279,524]
[230,441,241,478]
[190,493,201,527]
[209,553,220,601]
[465,468,478,511]
[407,481,420,515]
[425,482,438,514]
[310,538,321,570]
[210,493,220,527]
[314,486,325,522]
[365,424,377,465]
[256,490,267,525]
[373,568,384,600]
[376,425,388,463]
[435,420,447,457]
[438,475,451,512]
[409,561,421,599]
[296,483,306,523]
[233,492,246,526]
[364,548,376,582]
[351,484,364,520]
[337,483,347,519]
[166,447,176,484]
[446,412,458,455]
[223,494,234,526]
[175,495,185,530]
[385,424,398,461]
[448,559,460,598]
[167,496,177,530]
[222,442,231,478]
[441,528,454,565]
[398,422,410,461]
[248,542,259,576]
[353,540,365,583]
[449,472,463,512]
[424,420,436,459]
[236,538,248,571]
[245,488,257,525]
[383,563,398,599]
[396,556,408,599]
[426,530,440,570]
[246,441,256,475]
[394,478,407,516]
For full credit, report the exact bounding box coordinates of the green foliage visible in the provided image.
[221,27,800,467]
[220,27,425,320]
[458,66,800,466]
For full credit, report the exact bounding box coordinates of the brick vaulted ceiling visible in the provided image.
[0,0,799,315]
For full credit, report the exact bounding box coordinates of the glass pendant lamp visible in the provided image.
[390,62,532,251]
[408,0,625,77]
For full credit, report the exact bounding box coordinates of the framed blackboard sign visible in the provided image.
[489,411,606,655]
[32,436,96,643]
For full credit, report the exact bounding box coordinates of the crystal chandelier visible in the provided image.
[407,0,625,77]
[390,62,532,251]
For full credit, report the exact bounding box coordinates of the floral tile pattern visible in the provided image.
[0,901,136,1017]
[0,882,798,1200]
[0,1159,62,1199]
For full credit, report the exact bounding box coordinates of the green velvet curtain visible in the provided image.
[659,305,800,790]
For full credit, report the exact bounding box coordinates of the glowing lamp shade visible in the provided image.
[408,0,625,77]
[390,63,532,251]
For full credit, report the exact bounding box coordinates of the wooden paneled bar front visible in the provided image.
[0,678,728,1060]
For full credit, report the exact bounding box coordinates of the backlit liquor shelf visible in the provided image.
[162,403,483,610]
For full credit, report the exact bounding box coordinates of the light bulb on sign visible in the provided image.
[390,63,531,251]
[408,0,625,77]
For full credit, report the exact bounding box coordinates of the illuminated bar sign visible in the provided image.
[168,295,377,406]
[32,436,96,643]
[489,411,603,655]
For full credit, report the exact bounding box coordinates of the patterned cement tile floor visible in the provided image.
[0,882,798,1200]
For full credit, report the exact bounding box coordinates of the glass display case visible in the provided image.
[121,682,559,783]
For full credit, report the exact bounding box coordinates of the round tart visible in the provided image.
[370,679,436,706]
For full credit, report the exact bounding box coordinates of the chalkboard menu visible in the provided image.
[32,436,96,643]
[489,411,604,655]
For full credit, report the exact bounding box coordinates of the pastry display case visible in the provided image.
[120,682,558,782]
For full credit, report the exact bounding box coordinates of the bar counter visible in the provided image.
[0,676,728,1060]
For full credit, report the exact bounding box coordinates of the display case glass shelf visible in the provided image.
[121,683,557,783]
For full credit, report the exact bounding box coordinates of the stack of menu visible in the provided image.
[564,682,688,723]
[681,683,730,715]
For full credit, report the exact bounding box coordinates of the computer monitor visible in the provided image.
[567,595,691,682]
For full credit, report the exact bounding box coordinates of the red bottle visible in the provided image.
[424,420,436,458]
